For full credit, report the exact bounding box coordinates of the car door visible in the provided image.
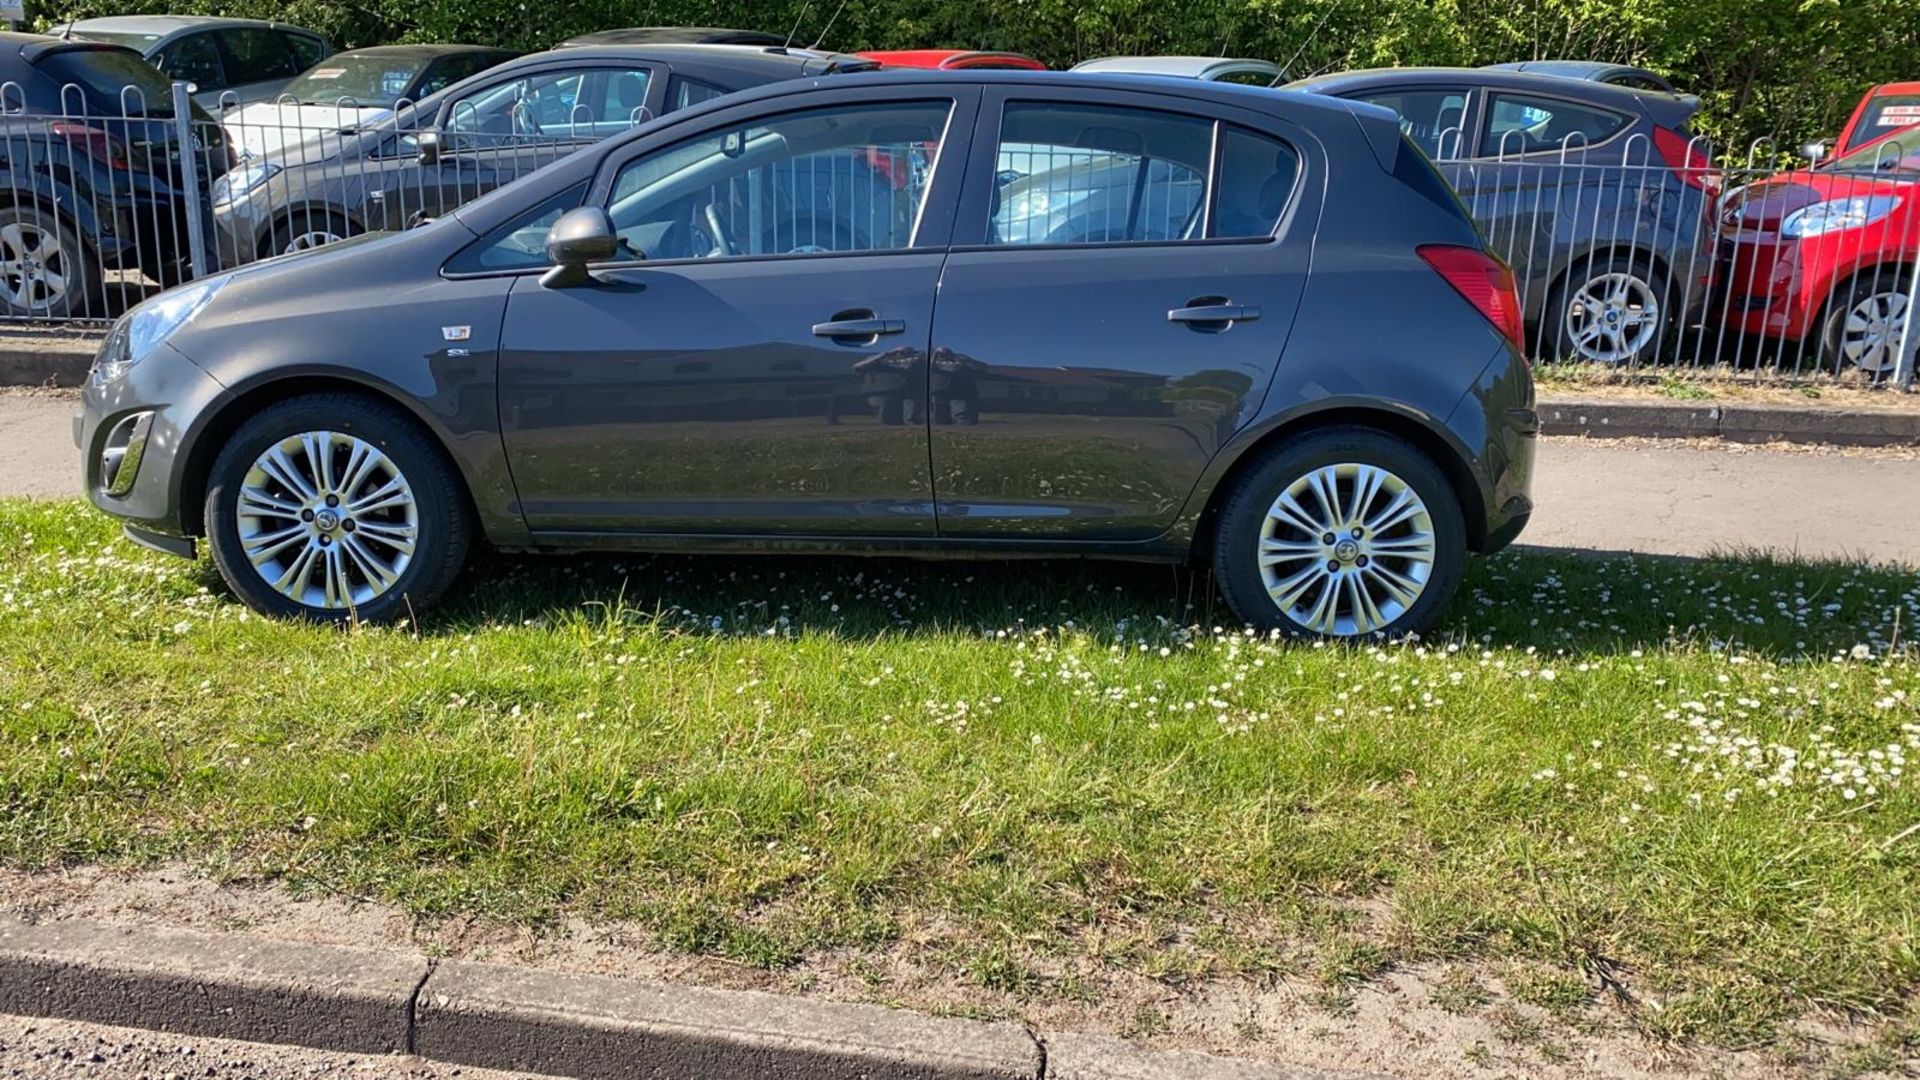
[424,62,666,219]
[214,27,301,106]
[926,86,1317,539]
[490,88,977,534]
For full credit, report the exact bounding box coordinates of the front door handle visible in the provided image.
[812,316,906,342]
[1168,303,1261,326]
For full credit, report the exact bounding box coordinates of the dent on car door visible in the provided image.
[926,90,1319,540]
[492,91,975,534]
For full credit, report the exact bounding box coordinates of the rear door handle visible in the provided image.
[1168,304,1261,325]
[812,317,906,342]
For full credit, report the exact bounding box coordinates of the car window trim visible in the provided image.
[948,88,1306,252]
[1473,88,1638,162]
[1345,84,1478,161]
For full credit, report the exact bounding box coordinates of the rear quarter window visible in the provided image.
[1482,92,1630,155]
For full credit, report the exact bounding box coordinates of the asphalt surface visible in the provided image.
[0,1013,536,1079]
[4,390,1917,564]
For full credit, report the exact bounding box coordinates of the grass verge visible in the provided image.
[2,498,1916,1050]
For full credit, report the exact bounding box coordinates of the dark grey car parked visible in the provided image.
[210,44,878,265]
[1291,67,1716,366]
[77,71,1536,639]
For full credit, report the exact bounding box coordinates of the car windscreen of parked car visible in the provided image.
[1844,93,1920,154]
[1828,131,1920,173]
[279,51,503,106]
[35,46,177,115]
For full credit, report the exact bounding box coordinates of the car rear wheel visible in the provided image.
[205,394,471,622]
[1548,254,1668,366]
[0,205,98,319]
[1819,270,1912,380]
[1211,428,1466,639]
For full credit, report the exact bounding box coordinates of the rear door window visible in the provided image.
[1481,92,1630,156]
[444,66,653,144]
[1352,89,1470,160]
[989,102,1296,246]
[284,33,329,73]
[218,28,299,86]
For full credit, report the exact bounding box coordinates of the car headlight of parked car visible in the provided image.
[91,276,228,386]
[210,161,282,208]
[1780,195,1901,238]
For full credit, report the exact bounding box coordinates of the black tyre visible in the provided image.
[1546,253,1669,366]
[204,393,471,622]
[0,204,100,319]
[1211,427,1467,640]
[1817,268,1913,381]
[264,209,358,259]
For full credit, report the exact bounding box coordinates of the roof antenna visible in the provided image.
[782,0,814,49]
[1272,0,1337,85]
[808,0,847,50]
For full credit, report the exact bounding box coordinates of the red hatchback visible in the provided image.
[1835,82,1920,158]
[857,49,1045,70]
[1718,134,1920,377]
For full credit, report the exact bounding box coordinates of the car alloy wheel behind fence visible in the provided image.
[0,216,75,315]
[1560,268,1662,365]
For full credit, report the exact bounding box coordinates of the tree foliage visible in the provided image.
[27,0,1920,149]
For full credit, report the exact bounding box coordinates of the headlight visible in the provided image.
[91,276,228,386]
[210,161,281,208]
[1780,195,1902,238]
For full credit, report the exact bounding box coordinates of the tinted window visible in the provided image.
[219,28,298,84]
[156,32,225,93]
[991,103,1210,245]
[1352,89,1468,159]
[1482,92,1630,155]
[446,181,588,273]
[1847,94,1920,152]
[672,77,728,111]
[415,53,510,99]
[605,101,951,260]
[1217,70,1276,86]
[1214,125,1298,238]
[281,53,430,106]
[34,48,176,116]
[445,67,652,144]
[285,33,329,72]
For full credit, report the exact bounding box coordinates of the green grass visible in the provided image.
[2,498,1918,1049]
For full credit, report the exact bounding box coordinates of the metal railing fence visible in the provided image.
[1,79,1914,389]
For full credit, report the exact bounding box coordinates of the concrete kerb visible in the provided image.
[0,917,1376,1079]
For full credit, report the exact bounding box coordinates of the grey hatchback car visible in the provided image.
[77,70,1536,639]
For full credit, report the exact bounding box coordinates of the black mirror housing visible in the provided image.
[541,207,621,288]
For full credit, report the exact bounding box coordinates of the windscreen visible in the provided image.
[279,53,431,106]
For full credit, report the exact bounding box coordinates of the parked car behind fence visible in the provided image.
[45,16,331,110]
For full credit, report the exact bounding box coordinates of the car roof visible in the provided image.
[1484,59,1670,85]
[857,49,1047,70]
[56,15,312,35]
[558,27,787,48]
[1289,66,1696,116]
[507,42,876,78]
[1072,55,1280,79]
[326,44,518,60]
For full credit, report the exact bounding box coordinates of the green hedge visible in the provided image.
[28,0,1920,149]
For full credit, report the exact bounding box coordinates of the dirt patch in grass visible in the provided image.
[2,865,1898,1079]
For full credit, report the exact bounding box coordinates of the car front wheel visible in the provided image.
[204,393,471,621]
[1211,428,1466,639]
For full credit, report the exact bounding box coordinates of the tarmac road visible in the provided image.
[4,389,1917,564]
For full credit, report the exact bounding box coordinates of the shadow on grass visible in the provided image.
[186,540,1918,658]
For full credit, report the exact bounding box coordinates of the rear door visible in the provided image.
[926,85,1318,539]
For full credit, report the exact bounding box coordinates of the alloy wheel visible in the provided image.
[1257,463,1436,637]
[0,221,69,311]
[1564,271,1659,364]
[236,431,418,610]
[1838,289,1909,377]
[283,229,345,253]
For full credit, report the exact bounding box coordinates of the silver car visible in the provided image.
[45,15,332,108]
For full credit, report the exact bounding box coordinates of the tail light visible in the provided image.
[1653,126,1719,194]
[1418,244,1525,354]
[50,121,130,170]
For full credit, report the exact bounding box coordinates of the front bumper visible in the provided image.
[77,339,228,544]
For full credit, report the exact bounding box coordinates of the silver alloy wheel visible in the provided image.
[1837,289,1908,376]
[283,229,344,254]
[236,431,418,610]
[1564,271,1659,364]
[1258,463,1436,637]
[0,221,69,310]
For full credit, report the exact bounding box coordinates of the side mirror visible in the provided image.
[417,129,442,166]
[1802,140,1829,164]
[541,207,620,288]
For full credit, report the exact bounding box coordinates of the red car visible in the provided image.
[1719,133,1920,377]
[857,49,1045,70]
[1834,81,1920,157]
